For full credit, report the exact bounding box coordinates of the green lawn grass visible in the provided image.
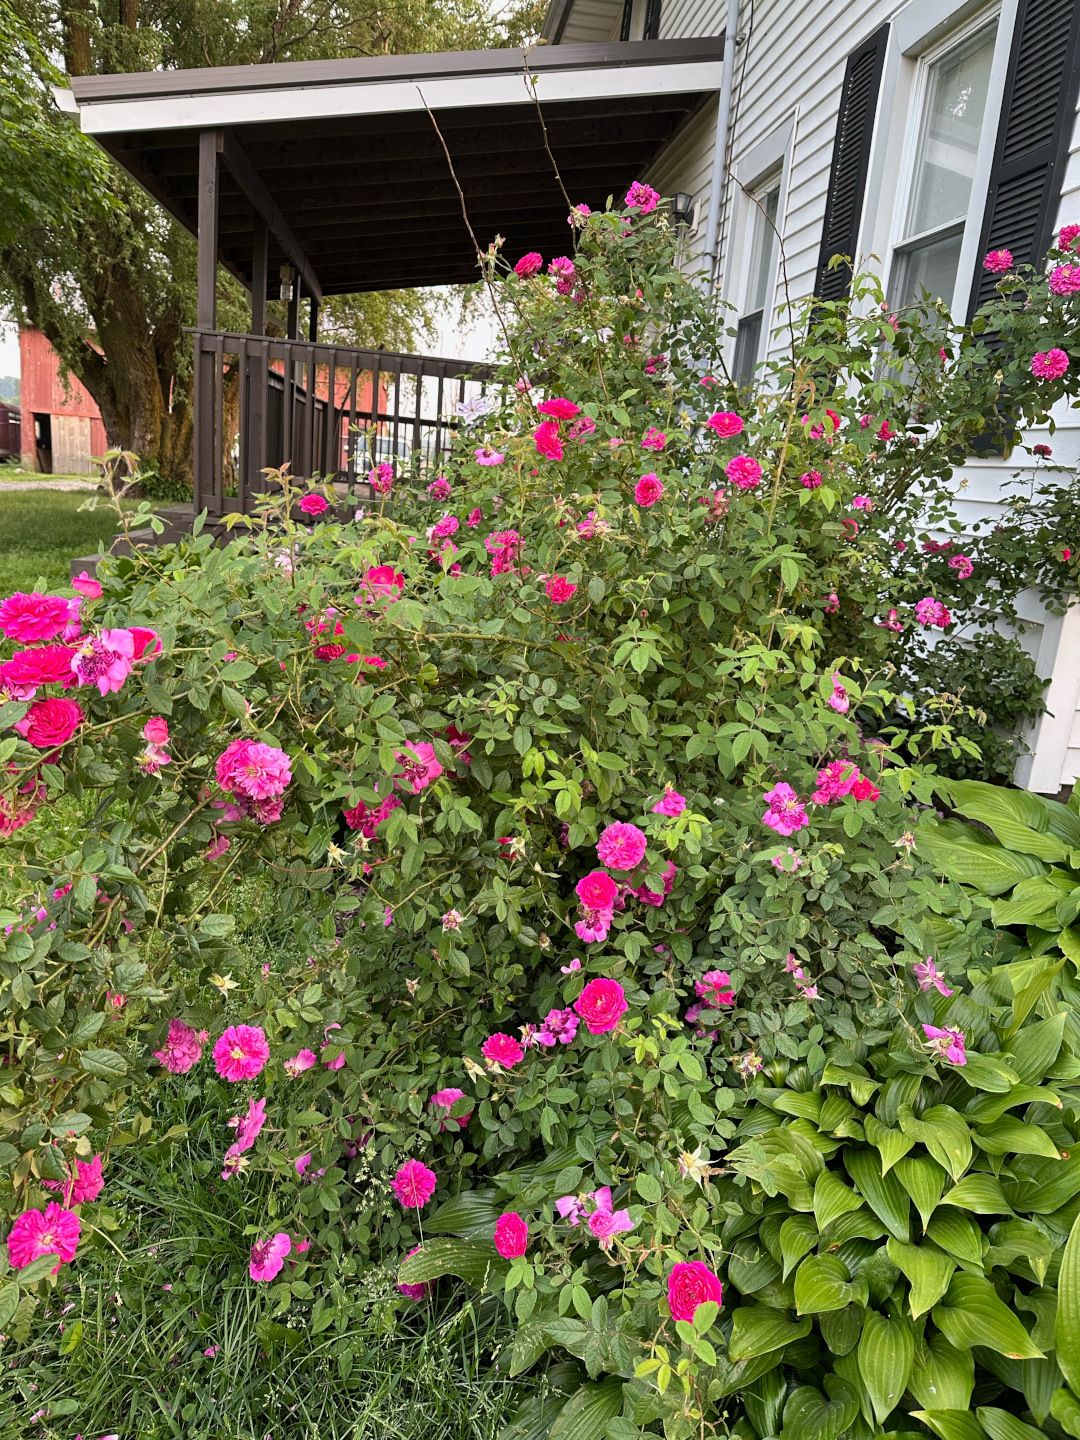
[0,489,131,597]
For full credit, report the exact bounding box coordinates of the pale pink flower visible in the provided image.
[923,1024,966,1066]
[556,1195,586,1224]
[1032,349,1069,380]
[587,1206,634,1248]
[430,1087,472,1130]
[828,674,850,714]
[153,1019,204,1074]
[983,249,1013,273]
[284,1048,317,1076]
[70,629,136,695]
[761,782,808,835]
[441,909,465,932]
[560,957,582,973]
[7,1203,80,1272]
[392,1159,437,1208]
[475,446,504,466]
[221,1144,247,1181]
[914,958,954,996]
[71,570,103,599]
[726,455,763,490]
[596,821,647,871]
[494,1212,529,1258]
[213,1025,269,1082]
[879,608,903,632]
[481,1033,525,1068]
[295,1153,312,1177]
[771,848,802,872]
[249,1233,291,1281]
[652,785,686,817]
[393,741,443,793]
[634,473,664,507]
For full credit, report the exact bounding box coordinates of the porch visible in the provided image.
[63,37,723,520]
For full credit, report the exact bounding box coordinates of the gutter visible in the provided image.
[701,0,740,292]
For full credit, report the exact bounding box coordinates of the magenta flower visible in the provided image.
[153,1019,204,1074]
[811,760,859,805]
[536,397,580,420]
[632,860,677,907]
[284,1048,317,1076]
[228,1097,267,1153]
[726,455,763,490]
[914,958,954,996]
[2,644,78,690]
[72,570,103,599]
[430,1087,472,1130]
[667,1261,723,1322]
[213,1024,270,1082]
[556,1195,586,1224]
[393,741,443,793]
[641,428,666,451]
[298,493,328,516]
[398,1244,430,1301]
[575,907,612,943]
[597,821,647,871]
[828,674,850,714]
[561,957,582,973]
[548,256,575,280]
[14,697,84,750]
[216,738,292,800]
[849,773,878,801]
[370,462,394,493]
[587,1203,634,1249]
[249,1233,291,1281]
[475,445,505,466]
[800,470,823,489]
[852,495,874,511]
[546,575,578,603]
[923,1024,966,1066]
[392,1159,438,1208]
[431,514,459,541]
[43,1153,105,1206]
[983,249,1013,273]
[0,591,72,643]
[534,420,564,461]
[568,415,596,441]
[7,1203,81,1272]
[514,252,543,277]
[624,181,660,214]
[634,473,664,507]
[914,596,952,629]
[1049,264,1080,294]
[761,782,808,835]
[652,785,686,817]
[70,629,136,695]
[948,553,974,579]
[771,848,802,872]
[494,1211,529,1258]
[695,969,735,1007]
[575,870,620,911]
[535,1007,579,1046]
[1031,348,1069,379]
[1060,224,1080,248]
[427,476,453,500]
[574,977,628,1034]
[705,411,744,438]
[481,1032,525,1069]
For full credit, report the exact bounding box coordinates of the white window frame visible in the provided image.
[883,2,1014,316]
[727,117,795,382]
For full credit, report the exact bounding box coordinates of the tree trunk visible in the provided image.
[59,0,93,77]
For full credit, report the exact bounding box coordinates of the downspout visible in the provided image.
[702,0,740,294]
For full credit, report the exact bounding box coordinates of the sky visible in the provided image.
[0,320,18,381]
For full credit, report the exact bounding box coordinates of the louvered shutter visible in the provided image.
[813,25,890,303]
[968,0,1080,317]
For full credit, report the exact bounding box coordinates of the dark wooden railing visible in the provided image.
[191,329,497,515]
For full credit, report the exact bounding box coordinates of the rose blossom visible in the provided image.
[983,249,1013,273]
[0,591,71,643]
[632,860,677,907]
[398,1244,430,1301]
[576,870,620,910]
[14,697,83,749]
[695,970,735,1007]
[652,785,686,817]
[851,775,880,801]
[587,1190,634,1248]
[514,252,543,277]
[284,1049,317,1076]
[43,1152,105,1205]
[634,473,664,507]
[923,1024,967,1066]
[574,977,628,1034]
[249,1233,291,1281]
[2,644,77,689]
[475,445,504,466]
[828,674,849,714]
[7,1203,81,1273]
[1031,348,1069,379]
[641,428,666,451]
[800,470,823,489]
[726,455,763,490]
[546,575,578,603]
[298,493,328,516]
[481,1032,525,1068]
[370,462,394,493]
[914,596,952,629]
[913,958,953,996]
[71,570,103,599]
[427,476,452,500]
[430,1087,472,1130]
[432,513,459,540]
[1049,264,1080,295]
[596,821,647,871]
[535,1007,578,1046]
[393,741,442,793]
[667,1261,723,1322]
[761,782,808,835]
[575,906,612,943]
[624,181,660,213]
[213,1024,270,1082]
[216,738,292,801]
[493,1212,529,1258]
[557,1195,586,1224]
[534,420,564,461]
[706,411,743,438]
[153,1019,204,1074]
[811,760,859,804]
[536,397,580,420]
[392,1159,438,1208]
[70,629,136,695]
[144,716,169,745]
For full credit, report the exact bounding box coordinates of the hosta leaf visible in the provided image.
[992,879,1069,928]
[976,1407,1046,1440]
[912,1409,989,1440]
[1004,1153,1080,1214]
[887,1238,956,1317]
[857,1309,914,1423]
[1008,1013,1067,1085]
[779,1216,818,1279]
[818,1305,863,1357]
[794,1255,860,1315]
[958,1055,1022,1093]
[939,1174,1013,1216]
[813,1171,863,1232]
[897,1106,971,1182]
[729,1236,782,1295]
[915,821,1048,895]
[895,1155,947,1231]
[426,1190,501,1238]
[943,780,1067,856]
[975,1116,1061,1158]
[547,1377,623,1440]
[864,1115,914,1175]
[728,1305,811,1361]
[1058,1211,1080,1394]
[932,1273,1044,1359]
[1022,1357,1062,1424]
[909,1334,974,1410]
[709,1349,786,1398]
[398,1239,509,1289]
[1050,1386,1080,1439]
[963,1084,1063,1125]
[845,1147,911,1241]
[926,1210,985,1267]
[780,1377,858,1440]
[743,1367,788,1438]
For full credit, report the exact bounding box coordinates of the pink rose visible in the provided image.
[534,420,564,461]
[652,786,685,817]
[667,1261,723,1322]
[7,1203,81,1273]
[536,397,580,420]
[430,1087,472,1130]
[596,821,647,871]
[1031,348,1069,380]
[0,591,72,643]
[481,1032,525,1068]
[0,644,77,690]
[641,428,666,451]
[574,978,628,1035]
[72,570,103,599]
[298,494,329,516]
[624,181,660,214]
[249,1233,291,1281]
[153,1018,204,1074]
[514,252,543,277]
[575,870,620,911]
[392,1159,437,1208]
[546,575,578,604]
[143,716,169,745]
[213,1024,269,1082]
[493,1211,529,1258]
[14,697,83,749]
[634,473,664,507]
[726,455,763,490]
[705,411,744,438]
[983,249,1013,273]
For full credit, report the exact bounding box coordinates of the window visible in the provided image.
[733,180,781,384]
[891,19,998,309]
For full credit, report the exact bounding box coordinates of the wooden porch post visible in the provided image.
[308,298,319,342]
[287,274,301,340]
[194,129,222,514]
[251,216,268,336]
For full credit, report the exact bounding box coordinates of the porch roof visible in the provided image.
[67,39,723,296]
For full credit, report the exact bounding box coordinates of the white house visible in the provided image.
[544,0,1080,795]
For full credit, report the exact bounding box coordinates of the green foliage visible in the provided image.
[4,196,1080,1436]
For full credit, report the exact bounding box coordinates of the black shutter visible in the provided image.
[643,0,662,40]
[813,25,890,303]
[968,0,1080,317]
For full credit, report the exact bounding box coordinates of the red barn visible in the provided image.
[19,328,107,475]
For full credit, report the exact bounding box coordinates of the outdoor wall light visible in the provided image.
[279,264,295,301]
[671,192,696,228]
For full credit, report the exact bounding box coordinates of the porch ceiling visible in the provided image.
[68,39,723,295]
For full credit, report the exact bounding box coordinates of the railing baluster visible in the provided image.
[213,334,225,517]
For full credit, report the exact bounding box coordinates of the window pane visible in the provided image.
[748,186,780,312]
[906,24,996,239]
[896,228,964,305]
[733,311,763,384]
